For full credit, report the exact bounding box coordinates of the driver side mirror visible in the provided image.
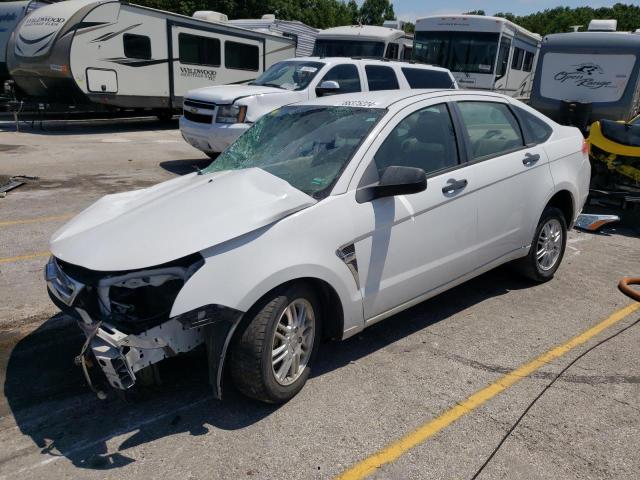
[356,166,427,203]
[316,80,340,97]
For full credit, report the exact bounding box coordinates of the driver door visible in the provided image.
[349,100,479,321]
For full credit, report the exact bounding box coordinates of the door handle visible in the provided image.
[522,153,540,166]
[442,179,468,195]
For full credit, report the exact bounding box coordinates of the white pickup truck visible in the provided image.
[179,57,457,158]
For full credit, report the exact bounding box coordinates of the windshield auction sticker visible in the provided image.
[541,53,635,103]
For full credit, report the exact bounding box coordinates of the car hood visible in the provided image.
[50,168,316,271]
[185,85,289,104]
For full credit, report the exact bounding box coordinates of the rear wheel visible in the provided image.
[516,206,567,282]
[230,284,320,403]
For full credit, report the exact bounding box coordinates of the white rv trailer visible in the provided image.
[6,0,295,112]
[313,25,413,60]
[0,0,49,85]
[414,15,541,99]
[228,14,319,57]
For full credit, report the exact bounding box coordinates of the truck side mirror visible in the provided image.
[316,80,340,97]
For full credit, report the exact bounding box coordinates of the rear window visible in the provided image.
[365,65,399,91]
[401,67,454,89]
[514,107,553,144]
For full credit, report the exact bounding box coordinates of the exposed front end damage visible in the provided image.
[45,254,243,398]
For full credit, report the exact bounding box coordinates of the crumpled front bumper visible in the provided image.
[45,256,243,397]
[76,317,205,390]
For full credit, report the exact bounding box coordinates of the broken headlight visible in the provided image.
[49,253,204,334]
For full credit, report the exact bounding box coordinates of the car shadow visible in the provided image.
[0,115,178,135]
[159,159,212,176]
[3,266,533,471]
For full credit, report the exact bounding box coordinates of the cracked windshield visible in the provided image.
[203,105,385,198]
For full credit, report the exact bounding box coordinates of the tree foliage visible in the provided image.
[132,0,396,29]
[491,3,640,36]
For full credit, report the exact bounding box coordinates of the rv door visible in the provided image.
[494,35,512,92]
[169,23,264,106]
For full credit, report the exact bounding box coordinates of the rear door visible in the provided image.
[169,23,264,104]
[451,97,554,267]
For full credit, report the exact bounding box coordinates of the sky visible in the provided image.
[389,0,628,22]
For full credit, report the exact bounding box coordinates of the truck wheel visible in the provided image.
[516,206,567,282]
[230,284,320,403]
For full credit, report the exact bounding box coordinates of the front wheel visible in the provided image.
[230,284,321,403]
[515,206,567,282]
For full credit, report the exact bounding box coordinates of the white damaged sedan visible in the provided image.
[46,90,590,403]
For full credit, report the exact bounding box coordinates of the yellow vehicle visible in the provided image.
[588,116,640,193]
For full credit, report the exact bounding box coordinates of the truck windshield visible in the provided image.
[251,60,325,91]
[313,39,385,58]
[203,105,386,199]
[414,31,499,74]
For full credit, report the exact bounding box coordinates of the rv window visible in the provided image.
[402,46,413,61]
[457,102,525,160]
[365,65,399,91]
[414,31,499,74]
[313,39,385,58]
[225,42,260,71]
[385,43,399,59]
[179,33,221,67]
[523,51,534,72]
[373,103,459,176]
[123,34,151,60]
[401,68,454,89]
[513,107,552,143]
[511,47,524,70]
[319,64,361,93]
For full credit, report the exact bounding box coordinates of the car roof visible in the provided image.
[291,56,452,73]
[295,89,512,109]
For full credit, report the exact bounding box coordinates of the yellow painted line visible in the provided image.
[0,213,74,228]
[0,252,50,264]
[337,302,640,480]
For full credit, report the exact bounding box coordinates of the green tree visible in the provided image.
[404,21,415,34]
[359,0,395,26]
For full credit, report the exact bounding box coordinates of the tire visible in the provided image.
[230,284,321,403]
[515,206,567,282]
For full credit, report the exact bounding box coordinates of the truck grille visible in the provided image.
[184,110,213,124]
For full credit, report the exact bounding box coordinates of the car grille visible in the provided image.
[183,99,216,110]
[184,110,213,124]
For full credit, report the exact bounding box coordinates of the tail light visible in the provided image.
[582,139,589,155]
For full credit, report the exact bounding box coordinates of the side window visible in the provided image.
[225,41,260,71]
[319,64,361,93]
[365,65,399,91]
[179,33,221,67]
[511,47,524,70]
[457,101,525,159]
[514,106,553,144]
[523,51,535,72]
[402,46,413,61]
[385,43,399,59]
[496,37,511,78]
[402,67,454,89]
[123,33,151,60]
[373,103,459,176]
